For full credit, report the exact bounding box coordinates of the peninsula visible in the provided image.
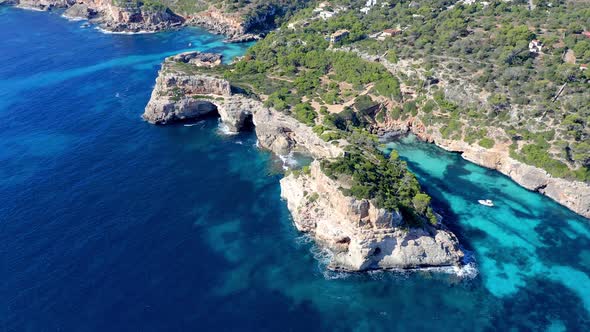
[143,51,465,271]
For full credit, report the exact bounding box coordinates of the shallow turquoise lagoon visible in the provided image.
[1,6,589,332]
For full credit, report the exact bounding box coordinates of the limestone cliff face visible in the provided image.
[14,0,183,32]
[143,52,465,272]
[280,161,464,271]
[11,0,272,37]
[380,118,590,219]
[143,52,343,158]
[186,7,246,37]
[143,52,230,124]
[253,107,343,158]
[16,0,73,10]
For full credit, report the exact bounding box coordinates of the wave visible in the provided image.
[278,151,298,171]
[61,14,85,22]
[294,234,314,247]
[217,121,238,135]
[95,27,156,35]
[306,241,478,280]
[15,5,46,12]
[453,248,478,279]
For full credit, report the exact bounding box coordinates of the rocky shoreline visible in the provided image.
[5,0,261,40]
[281,161,464,271]
[142,52,466,272]
[377,118,590,219]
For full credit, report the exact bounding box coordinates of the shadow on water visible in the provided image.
[401,157,477,251]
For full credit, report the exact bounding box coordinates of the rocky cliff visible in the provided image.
[280,161,464,271]
[13,0,184,32]
[381,118,590,219]
[143,52,343,158]
[10,0,273,37]
[143,52,466,272]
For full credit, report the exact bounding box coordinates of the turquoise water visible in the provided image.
[2,7,590,331]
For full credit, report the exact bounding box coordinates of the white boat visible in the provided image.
[478,199,494,207]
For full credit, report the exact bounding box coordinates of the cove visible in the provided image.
[1,6,590,332]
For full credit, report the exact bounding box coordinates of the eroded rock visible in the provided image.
[280,161,465,271]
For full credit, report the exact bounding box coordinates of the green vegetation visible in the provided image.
[478,138,495,149]
[177,0,589,224]
[321,146,438,226]
[293,102,317,126]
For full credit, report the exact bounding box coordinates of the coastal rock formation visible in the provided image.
[16,0,72,10]
[13,0,183,32]
[144,52,464,272]
[144,52,343,158]
[382,118,590,219]
[186,7,246,37]
[170,51,222,67]
[253,107,344,158]
[9,0,274,37]
[280,161,464,271]
[143,52,230,124]
[63,3,97,20]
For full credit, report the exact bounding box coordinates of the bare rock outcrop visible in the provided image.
[253,107,343,159]
[169,51,222,67]
[143,52,231,124]
[13,0,183,32]
[16,0,73,10]
[280,161,465,271]
[186,7,246,37]
[63,2,97,20]
[143,52,465,272]
[143,52,343,159]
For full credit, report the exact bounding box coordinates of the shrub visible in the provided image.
[478,138,495,149]
[293,103,317,126]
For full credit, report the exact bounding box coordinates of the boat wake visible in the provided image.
[184,120,205,127]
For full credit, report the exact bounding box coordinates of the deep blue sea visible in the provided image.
[1,7,590,332]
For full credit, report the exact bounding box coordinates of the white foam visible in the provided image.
[454,262,479,279]
[278,151,298,171]
[294,234,314,247]
[61,14,85,22]
[308,243,478,280]
[95,27,156,35]
[217,122,238,135]
[15,5,45,12]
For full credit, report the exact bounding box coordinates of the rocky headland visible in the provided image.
[142,52,465,272]
[6,0,271,38]
[281,161,464,271]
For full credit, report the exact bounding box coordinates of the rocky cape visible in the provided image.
[12,0,183,32]
[7,0,265,38]
[142,52,466,272]
[281,161,464,271]
[378,118,590,219]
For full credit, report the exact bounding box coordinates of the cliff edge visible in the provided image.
[142,52,464,272]
[281,161,464,271]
